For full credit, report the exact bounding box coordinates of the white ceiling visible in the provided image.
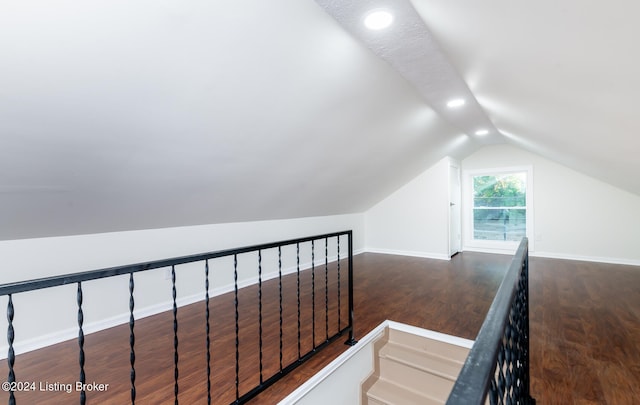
[1,0,638,240]
[410,0,640,193]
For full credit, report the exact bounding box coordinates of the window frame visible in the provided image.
[463,166,534,253]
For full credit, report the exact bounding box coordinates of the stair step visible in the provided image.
[362,326,472,405]
[388,328,470,363]
[378,356,455,400]
[379,341,464,380]
[366,378,444,405]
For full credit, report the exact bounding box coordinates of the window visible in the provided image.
[473,172,526,241]
[464,167,533,252]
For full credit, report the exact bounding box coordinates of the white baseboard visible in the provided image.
[279,320,473,404]
[461,246,518,256]
[459,244,640,267]
[530,251,640,267]
[385,320,474,349]
[1,252,360,359]
[6,294,200,358]
[364,247,450,261]
[8,246,633,359]
[279,321,387,404]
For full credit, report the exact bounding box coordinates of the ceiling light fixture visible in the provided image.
[447,98,466,108]
[364,10,394,30]
[475,129,489,136]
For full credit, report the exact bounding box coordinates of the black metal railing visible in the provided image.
[446,237,536,405]
[1,230,356,405]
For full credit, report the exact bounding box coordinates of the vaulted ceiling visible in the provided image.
[1,0,638,240]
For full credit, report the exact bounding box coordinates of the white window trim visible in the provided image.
[462,165,534,254]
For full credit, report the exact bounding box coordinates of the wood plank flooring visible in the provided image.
[1,251,639,404]
[529,257,640,404]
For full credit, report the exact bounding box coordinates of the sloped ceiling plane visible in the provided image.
[1,0,638,240]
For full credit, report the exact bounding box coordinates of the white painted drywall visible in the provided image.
[0,214,364,356]
[462,145,640,264]
[280,322,386,405]
[280,320,474,405]
[0,0,477,242]
[364,157,453,259]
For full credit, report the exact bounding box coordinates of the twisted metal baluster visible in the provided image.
[490,378,499,405]
[205,260,211,405]
[172,266,179,405]
[129,273,136,404]
[77,282,86,405]
[522,257,533,403]
[278,246,283,371]
[7,295,16,405]
[234,254,240,401]
[345,231,357,345]
[311,240,315,349]
[258,250,263,384]
[325,238,329,341]
[337,236,341,331]
[296,243,301,359]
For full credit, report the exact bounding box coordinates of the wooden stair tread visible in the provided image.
[377,356,456,400]
[366,378,444,405]
[387,328,470,363]
[362,326,471,404]
[379,340,464,381]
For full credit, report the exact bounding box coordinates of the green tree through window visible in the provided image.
[473,173,526,241]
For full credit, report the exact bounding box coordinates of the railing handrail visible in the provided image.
[446,237,531,405]
[2,229,356,404]
[0,230,352,296]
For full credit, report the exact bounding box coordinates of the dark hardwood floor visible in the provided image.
[1,252,638,404]
[528,257,640,404]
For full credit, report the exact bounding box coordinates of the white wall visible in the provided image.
[281,322,385,405]
[365,157,453,260]
[0,214,364,356]
[462,144,640,264]
[364,144,640,265]
[4,142,639,357]
[280,320,474,405]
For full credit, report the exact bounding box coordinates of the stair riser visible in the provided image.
[366,378,444,405]
[378,357,455,400]
[362,327,471,405]
[388,329,469,363]
[379,344,463,380]
[364,395,387,405]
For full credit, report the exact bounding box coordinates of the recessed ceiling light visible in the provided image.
[364,10,393,30]
[475,129,489,136]
[446,98,465,108]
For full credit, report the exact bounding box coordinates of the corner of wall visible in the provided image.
[364,158,450,258]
